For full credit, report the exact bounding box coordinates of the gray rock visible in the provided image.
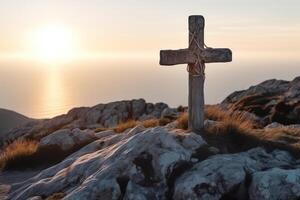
[165,121,178,129]
[132,99,146,119]
[204,119,219,129]
[249,168,300,200]
[222,76,300,126]
[26,196,42,200]
[161,108,179,119]
[287,124,300,129]
[173,148,295,200]
[9,127,207,200]
[126,125,145,136]
[286,77,300,100]
[148,103,169,119]
[95,129,115,139]
[39,128,96,151]
[1,99,169,146]
[223,79,290,104]
[265,122,283,129]
[6,126,299,200]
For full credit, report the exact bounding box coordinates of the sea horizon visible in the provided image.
[1,51,300,119]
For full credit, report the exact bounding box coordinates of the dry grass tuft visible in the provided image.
[261,127,300,149]
[205,105,228,121]
[159,118,172,126]
[45,192,65,200]
[205,114,255,136]
[174,106,300,156]
[203,106,262,152]
[204,108,300,156]
[142,119,159,128]
[94,127,108,133]
[176,112,189,130]
[0,140,38,170]
[114,120,138,133]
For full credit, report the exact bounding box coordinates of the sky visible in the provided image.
[0,0,300,58]
[0,0,300,118]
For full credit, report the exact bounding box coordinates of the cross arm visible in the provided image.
[160,49,194,66]
[160,48,232,66]
[202,48,232,63]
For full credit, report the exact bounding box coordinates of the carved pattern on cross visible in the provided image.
[187,31,208,77]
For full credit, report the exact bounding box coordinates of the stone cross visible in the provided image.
[159,15,232,132]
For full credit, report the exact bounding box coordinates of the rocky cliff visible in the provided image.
[223,77,300,125]
[1,77,300,200]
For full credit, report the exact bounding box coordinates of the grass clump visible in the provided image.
[142,119,159,128]
[45,192,65,200]
[261,127,300,150]
[159,118,172,126]
[176,112,189,130]
[114,120,138,133]
[0,139,38,170]
[204,113,258,152]
[114,118,173,133]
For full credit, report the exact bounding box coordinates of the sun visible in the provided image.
[30,25,77,64]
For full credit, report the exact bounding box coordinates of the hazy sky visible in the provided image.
[1,0,300,118]
[0,0,300,57]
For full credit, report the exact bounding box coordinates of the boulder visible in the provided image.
[39,128,96,152]
[8,125,299,200]
[132,99,146,119]
[222,76,300,125]
[265,122,283,129]
[1,99,169,146]
[223,79,290,104]
[9,127,207,200]
[173,148,295,200]
[161,108,179,119]
[95,129,115,139]
[249,168,300,200]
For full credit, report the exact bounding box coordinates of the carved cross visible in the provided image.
[160,15,232,132]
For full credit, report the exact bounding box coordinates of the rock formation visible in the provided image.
[2,77,300,200]
[0,99,168,147]
[223,77,300,125]
[7,127,300,200]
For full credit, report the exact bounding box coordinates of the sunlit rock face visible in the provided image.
[1,99,170,147]
[7,126,300,200]
[223,76,300,125]
[39,128,96,152]
[9,127,207,199]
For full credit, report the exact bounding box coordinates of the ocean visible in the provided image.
[1,52,299,119]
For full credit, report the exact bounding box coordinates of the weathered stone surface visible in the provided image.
[6,124,299,200]
[1,99,169,147]
[223,79,290,104]
[173,148,295,200]
[94,129,115,139]
[223,77,300,125]
[165,121,178,129]
[249,168,300,200]
[9,127,207,200]
[161,108,179,119]
[27,196,42,200]
[39,128,96,151]
[204,119,219,129]
[265,122,283,129]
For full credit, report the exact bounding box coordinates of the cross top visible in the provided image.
[159,15,232,132]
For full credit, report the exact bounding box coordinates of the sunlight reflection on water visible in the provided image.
[0,53,300,118]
